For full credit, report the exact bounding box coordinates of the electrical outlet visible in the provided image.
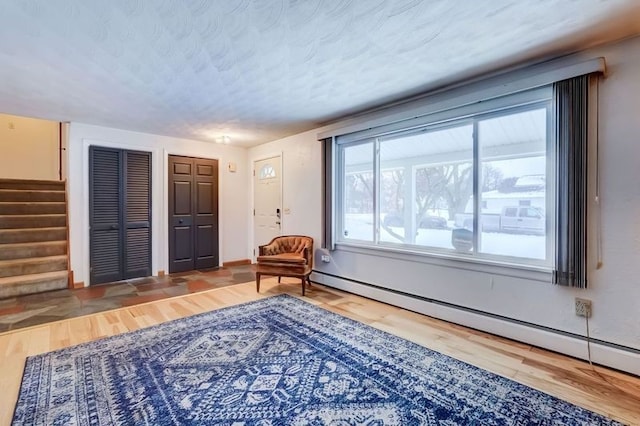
[321,254,331,263]
[575,298,592,318]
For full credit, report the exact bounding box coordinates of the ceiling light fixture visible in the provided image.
[215,135,231,144]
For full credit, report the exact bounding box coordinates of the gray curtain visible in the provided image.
[321,138,334,250]
[553,75,590,287]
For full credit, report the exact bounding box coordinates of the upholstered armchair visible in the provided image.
[255,235,313,295]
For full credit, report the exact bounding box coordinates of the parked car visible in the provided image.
[383,212,447,229]
[450,205,545,251]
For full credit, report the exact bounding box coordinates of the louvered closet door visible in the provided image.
[90,147,152,285]
[90,147,123,285]
[124,151,151,279]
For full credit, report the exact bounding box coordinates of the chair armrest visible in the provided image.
[302,246,312,268]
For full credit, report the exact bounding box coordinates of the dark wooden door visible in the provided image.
[168,155,219,273]
[90,147,151,285]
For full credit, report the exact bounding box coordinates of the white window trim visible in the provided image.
[335,88,554,271]
[334,242,553,283]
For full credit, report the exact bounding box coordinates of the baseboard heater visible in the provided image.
[311,269,640,377]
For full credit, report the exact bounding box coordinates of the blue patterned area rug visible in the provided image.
[14,295,619,425]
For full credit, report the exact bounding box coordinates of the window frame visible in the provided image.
[335,87,555,270]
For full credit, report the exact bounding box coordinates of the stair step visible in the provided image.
[0,227,66,244]
[0,214,66,229]
[0,241,67,260]
[0,179,65,191]
[0,202,66,215]
[0,270,68,299]
[0,189,65,202]
[0,255,67,278]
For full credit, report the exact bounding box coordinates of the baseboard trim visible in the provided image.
[71,281,85,289]
[223,259,251,267]
[311,270,640,377]
[157,270,166,277]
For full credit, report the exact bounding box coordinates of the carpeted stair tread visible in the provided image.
[0,227,67,244]
[0,190,65,202]
[0,241,67,260]
[0,202,66,215]
[0,270,68,299]
[0,214,67,229]
[0,179,65,191]
[0,255,68,278]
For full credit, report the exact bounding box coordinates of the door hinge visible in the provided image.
[253,169,255,176]
[253,249,256,256]
[253,209,255,216]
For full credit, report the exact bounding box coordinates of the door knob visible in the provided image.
[276,221,281,225]
[179,219,184,224]
[110,225,117,230]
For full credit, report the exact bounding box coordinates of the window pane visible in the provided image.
[259,164,276,179]
[342,142,374,242]
[478,107,549,261]
[379,124,474,251]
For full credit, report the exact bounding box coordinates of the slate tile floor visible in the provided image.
[0,265,256,333]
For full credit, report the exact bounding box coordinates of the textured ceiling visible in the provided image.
[0,0,639,147]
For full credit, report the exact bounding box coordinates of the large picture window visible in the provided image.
[336,88,554,267]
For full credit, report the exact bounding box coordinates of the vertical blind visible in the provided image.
[322,138,334,250]
[553,75,592,288]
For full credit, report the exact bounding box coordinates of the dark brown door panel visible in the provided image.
[169,155,218,273]
[197,182,213,214]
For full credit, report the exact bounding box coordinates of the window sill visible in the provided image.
[334,242,553,283]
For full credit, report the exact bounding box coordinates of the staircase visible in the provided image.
[0,179,69,299]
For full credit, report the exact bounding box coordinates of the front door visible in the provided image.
[168,155,219,273]
[253,156,282,258]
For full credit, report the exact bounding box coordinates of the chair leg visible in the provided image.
[278,276,281,284]
[307,276,312,287]
[256,273,261,293]
[301,277,305,296]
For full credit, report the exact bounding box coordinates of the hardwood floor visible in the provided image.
[1,278,638,425]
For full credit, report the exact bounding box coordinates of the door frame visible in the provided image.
[81,139,161,286]
[163,149,222,271]
[250,152,283,262]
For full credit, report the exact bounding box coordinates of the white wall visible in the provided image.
[0,113,59,180]
[253,36,640,376]
[67,123,249,285]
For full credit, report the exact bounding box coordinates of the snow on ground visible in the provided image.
[344,214,545,260]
